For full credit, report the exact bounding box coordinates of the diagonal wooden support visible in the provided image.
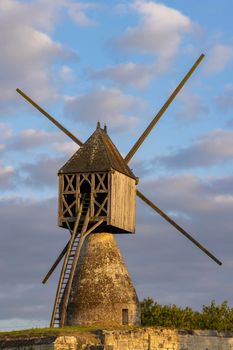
[16,88,83,146]
[124,54,205,163]
[95,196,108,217]
[136,189,222,266]
[42,197,85,285]
[96,173,107,191]
[62,195,75,217]
[42,242,69,284]
[64,174,76,192]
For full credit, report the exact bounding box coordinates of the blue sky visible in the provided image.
[0,0,233,330]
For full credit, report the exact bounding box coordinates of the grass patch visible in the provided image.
[0,326,101,339]
[0,325,140,339]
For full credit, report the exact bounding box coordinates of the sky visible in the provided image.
[0,0,233,331]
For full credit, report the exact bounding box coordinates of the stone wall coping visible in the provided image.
[102,327,233,338]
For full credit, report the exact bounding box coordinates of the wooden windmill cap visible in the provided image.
[58,126,136,179]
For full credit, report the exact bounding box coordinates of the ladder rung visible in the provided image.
[51,204,91,328]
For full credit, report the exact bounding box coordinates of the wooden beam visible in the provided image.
[42,242,69,284]
[95,196,108,217]
[124,54,205,163]
[43,198,85,285]
[136,189,222,266]
[83,218,104,237]
[16,88,83,146]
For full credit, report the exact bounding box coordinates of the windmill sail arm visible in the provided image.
[136,189,222,266]
[16,88,83,147]
[124,54,205,164]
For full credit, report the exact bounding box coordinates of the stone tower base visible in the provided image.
[65,232,140,327]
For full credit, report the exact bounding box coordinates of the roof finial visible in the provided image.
[104,123,107,133]
[97,121,101,129]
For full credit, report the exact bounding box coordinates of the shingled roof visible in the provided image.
[58,127,136,179]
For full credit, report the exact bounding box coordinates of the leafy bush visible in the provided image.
[141,298,233,331]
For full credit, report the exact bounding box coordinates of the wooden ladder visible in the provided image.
[50,194,90,327]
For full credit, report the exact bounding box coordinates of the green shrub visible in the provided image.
[141,298,233,331]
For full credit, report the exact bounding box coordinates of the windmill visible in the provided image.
[16,53,222,328]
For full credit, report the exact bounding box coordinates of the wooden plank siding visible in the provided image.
[109,171,136,233]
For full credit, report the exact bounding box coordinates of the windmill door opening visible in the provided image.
[122,309,128,325]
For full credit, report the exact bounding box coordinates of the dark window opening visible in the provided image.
[122,309,129,325]
[80,175,91,194]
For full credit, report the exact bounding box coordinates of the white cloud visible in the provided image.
[0,166,14,177]
[0,0,81,106]
[0,0,100,107]
[64,87,145,132]
[204,44,233,74]
[9,129,61,151]
[154,129,233,169]
[0,165,15,188]
[21,156,65,187]
[59,65,74,81]
[140,174,233,221]
[66,2,99,26]
[116,0,192,67]
[89,62,155,89]
[53,141,79,156]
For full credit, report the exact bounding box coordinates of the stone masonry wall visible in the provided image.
[2,328,233,350]
[102,328,233,350]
